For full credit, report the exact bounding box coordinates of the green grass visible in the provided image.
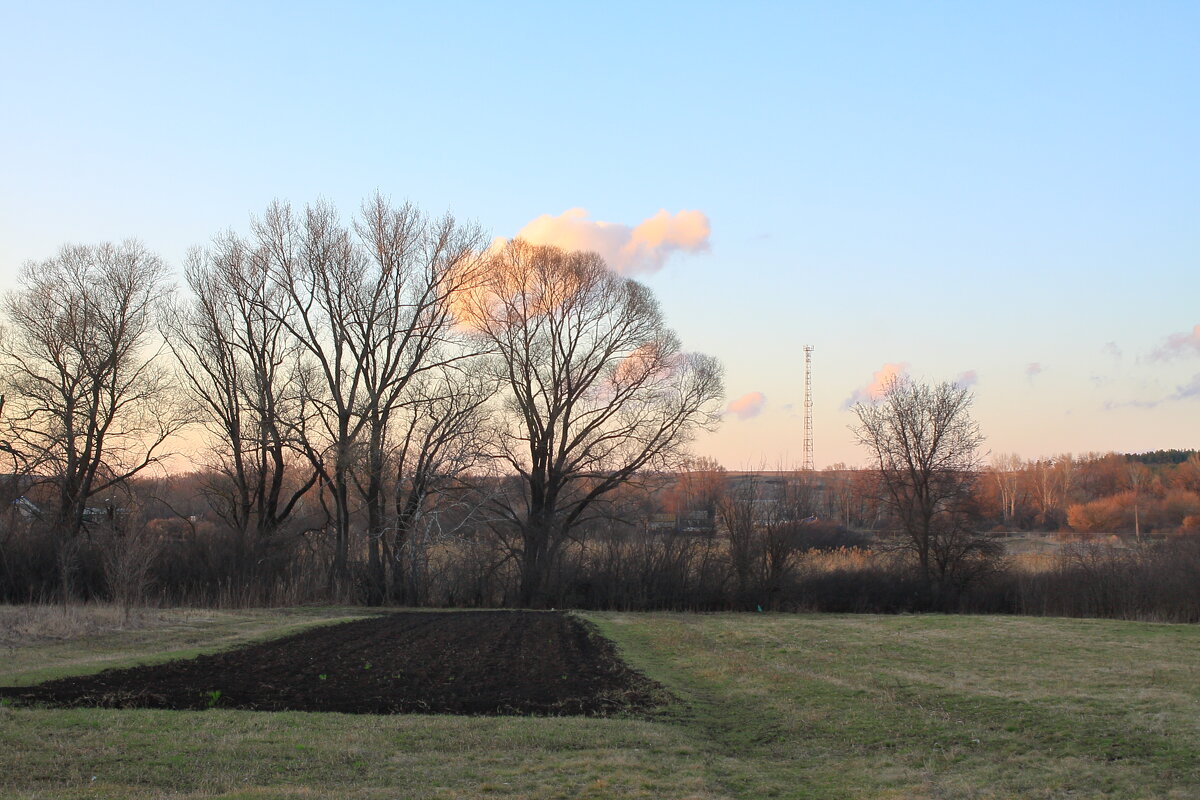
[2,608,1198,799]
[594,613,1200,799]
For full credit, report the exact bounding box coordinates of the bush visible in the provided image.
[1016,539,1200,622]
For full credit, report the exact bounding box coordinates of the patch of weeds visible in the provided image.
[201,689,222,709]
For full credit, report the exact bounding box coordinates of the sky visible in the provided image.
[1,1,1197,469]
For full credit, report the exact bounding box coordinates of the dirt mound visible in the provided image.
[0,611,665,716]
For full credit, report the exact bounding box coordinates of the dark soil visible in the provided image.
[0,611,666,716]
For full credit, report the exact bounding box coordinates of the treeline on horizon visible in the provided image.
[1126,449,1198,465]
[0,194,1196,621]
[4,449,1199,621]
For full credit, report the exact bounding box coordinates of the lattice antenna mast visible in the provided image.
[802,345,814,471]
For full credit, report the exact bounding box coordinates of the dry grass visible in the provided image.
[797,545,877,571]
[0,605,371,687]
[0,604,202,647]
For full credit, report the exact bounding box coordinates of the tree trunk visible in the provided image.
[365,497,384,606]
[520,519,551,608]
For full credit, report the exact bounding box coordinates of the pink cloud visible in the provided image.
[1026,362,1044,380]
[510,208,710,276]
[1150,324,1200,361]
[613,343,666,385]
[843,363,909,409]
[955,370,979,388]
[726,391,767,420]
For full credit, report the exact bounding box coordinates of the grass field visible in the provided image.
[1,606,1197,799]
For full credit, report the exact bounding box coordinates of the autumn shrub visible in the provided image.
[1067,493,1132,533]
[1162,490,1200,528]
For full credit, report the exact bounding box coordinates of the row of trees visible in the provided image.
[1,352,1194,615]
[0,196,724,606]
[813,449,1200,536]
[982,451,1200,535]
[0,196,1192,614]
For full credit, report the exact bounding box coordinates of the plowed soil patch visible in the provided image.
[0,611,665,715]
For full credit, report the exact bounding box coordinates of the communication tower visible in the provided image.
[802,345,814,471]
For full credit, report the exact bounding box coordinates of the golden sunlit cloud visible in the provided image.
[444,238,586,332]
[726,391,766,420]
[449,210,710,329]
[843,362,909,408]
[512,208,711,275]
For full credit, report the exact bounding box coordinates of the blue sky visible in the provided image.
[2,1,1197,467]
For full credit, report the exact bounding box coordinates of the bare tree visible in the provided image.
[98,505,160,621]
[1126,461,1151,543]
[715,473,759,602]
[253,196,487,598]
[385,370,491,603]
[1031,454,1073,529]
[670,456,725,531]
[851,377,996,602]
[0,241,183,548]
[164,232,318,586]
[990,452,1024,525]
[715,469,819,609]
[468,240,724,606]
[759,471,819,606]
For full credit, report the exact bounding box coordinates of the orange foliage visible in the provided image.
[1066,492,1132,533]
[1163,490,1200,527]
